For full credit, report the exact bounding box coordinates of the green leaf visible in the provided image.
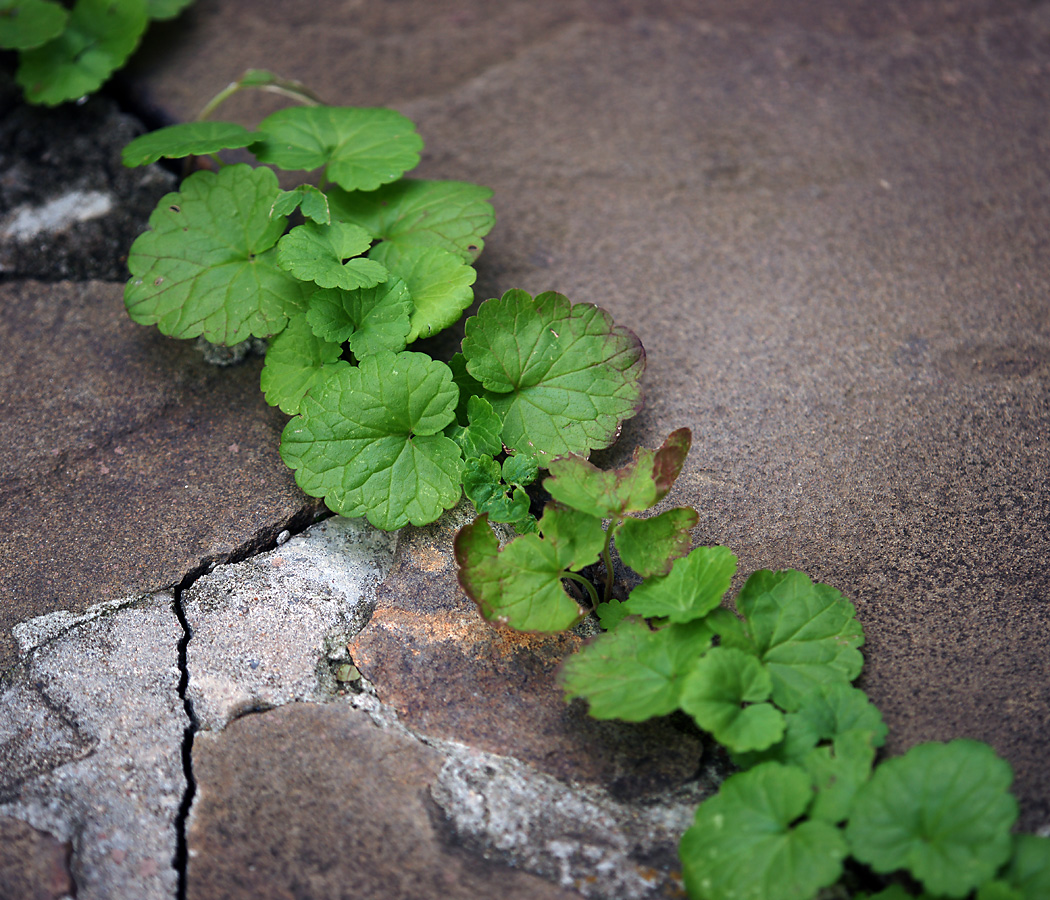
[260,315,350,416]
[680,646,785,753]
[305,280,412,358]
[368,243,476,343]
[329,179,494,262]
[559,618,712,721]
[122,121,257,167]
[594,599,631,630]
[454,505,604,632]
[846,739,1019,898]
[146,0,194,18]
[271,184,331,225]
[461,456,533,529]
[1000,835,1050,900]
[737,569,865,712]
[544,428,691,518]
[276,221,387,291]
[502,453,538,487]
[624,545,736,623]
[447,352,485,425]
[252,106,422,192]
[447,396,503,460]
[977,884,1025,900]
[0,0,68,50]
[461,290,645,460]
[679,762,848,900]
[279,351,463,530]
[614,508,698,577]
[16,0,148,105]
[125,164,309,345]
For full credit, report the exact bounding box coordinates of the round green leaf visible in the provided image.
[279,351,463,530]
[329,179,494,262]
[276,221,387,291]
[462,290,645,460]
[624,544,736,621]
[16,0,148,105]
[146,0,194,19]
[306,279,412,358]
[846,740,1019,897]
[0,0,68,51]
[680,762,848,900]
[368,242,476,343]
[260,315,350,416]
[446,395,503,460]
[122,121,258,167]
[252,106,422,192]
[125,164,309,345]
[460,455,532,528]
[613,507,698,578]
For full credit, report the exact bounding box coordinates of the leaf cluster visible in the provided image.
[1,0,194,106]
[122,73,645,530]
[453,431,1048,900]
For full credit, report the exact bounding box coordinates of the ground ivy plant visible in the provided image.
[454,430,1050,900]
[0,0,195,105]
[122,70,645,530]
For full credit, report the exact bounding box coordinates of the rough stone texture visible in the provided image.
[0,278,323,674]
[349,506,706,799]
[131,0,1050,830]
[0,593,185,900]
[186,700,584,900]
[0,816,74,900]
[0,71,175,281]
[184,517,397,731]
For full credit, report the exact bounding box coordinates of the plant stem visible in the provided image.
[196,70,324,122]
[563,571,600,611]
[602,522,618,602]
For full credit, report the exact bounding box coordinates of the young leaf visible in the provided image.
[276,221,387,291]
[544,428,691,518]
[447,396,503,460]
[999,834,1050,900]
[260,315,350,416]
[594,599,631,630]
[279,351,463,530]
[737,569,865,712]
[680,762,848,900]
[305,280,412,357]
[121,121,258,167]
[502,453,538,488]
[271,184,331,225]
[614,507,698,577]
[679,646,785,753]
[145,0,194,19]
[623,545,736,623]
[368,243,476,343]
[447,352,485,425]
[846,740,1019,898]
[329,179,495,262]
[252,106,422,192]
[16,0,148,106]
[455,505,604,632]
[125,164,310,345]
[560,618,713,721]
[461,290,645,460]
[461,456,533,529]
[0,0,68,51]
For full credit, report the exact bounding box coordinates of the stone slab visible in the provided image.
[0,817,74,900]
[0,279,322,675]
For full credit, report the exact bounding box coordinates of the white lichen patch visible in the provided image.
[2,190,115,241]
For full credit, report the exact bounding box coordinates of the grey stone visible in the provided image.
[183,516,397,731]
[0,593,186,900]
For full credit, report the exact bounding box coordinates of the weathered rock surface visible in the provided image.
[0,594,185,900]
[0,817,74,900]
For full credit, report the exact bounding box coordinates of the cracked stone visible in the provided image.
[0,593,185,900]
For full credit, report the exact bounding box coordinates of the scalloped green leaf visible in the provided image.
[447,395,503,460]
[461,290,645,460]
[680,762,848,900]
[614,508,698,578]
[454,505,604,632]
[146,0,194,18]
[679,646,785,753]
[122,121,257,167]
[252,106,422,192]
[279,351,463,530]
[544,428,691,518]
[329,179,494,262]
[16,0,148,105]
[448,352,485,425]
[502,453,538,488]
[271,184,331,225]
[276,221,387,291]
[594,599,631,630]
[305,279,412,358]
[847,740,1019,898]
[125,164,310,345]
[559,618,712,721]
[368,242,476,343]
[737,569,865,712]
[461,455,533,529]
[260,315,350,415]
[624,545,736,623]
[0,0,68,50]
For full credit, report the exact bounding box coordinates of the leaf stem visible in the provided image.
[196,70,324,122]
[602,521,618,602]
[563,571,600,611]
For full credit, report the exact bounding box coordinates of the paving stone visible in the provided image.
[0,278,323,674]
[0,593,185,900]
[184,516,397,731]
[0,816,74,900]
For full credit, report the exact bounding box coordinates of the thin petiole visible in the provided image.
[601,521,618,602]
[196,69,324,122]
[563,571,600,611]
